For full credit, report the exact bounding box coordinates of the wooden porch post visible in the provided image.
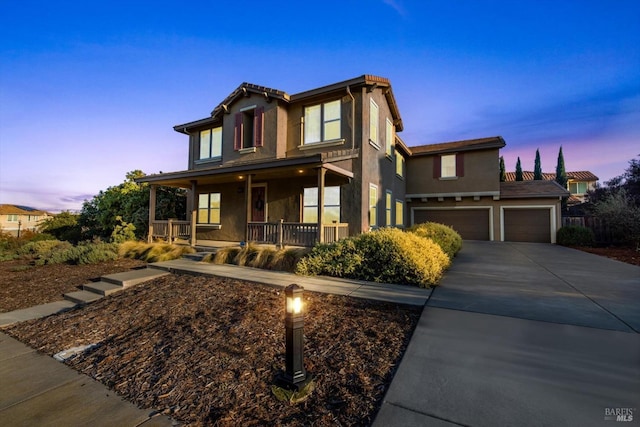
[148,185,157,243]
[317,168,326,243]
[190,180,197,247]
[245,174,252,243]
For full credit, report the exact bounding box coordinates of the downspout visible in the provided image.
[346,85,355,150]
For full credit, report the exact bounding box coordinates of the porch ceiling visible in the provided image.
[138,156,353,188]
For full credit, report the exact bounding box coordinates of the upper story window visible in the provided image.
[395,150,405,177]
[385,118,393,157]
[441,154,457,178]
[304,100,341,144]
[302,186,340,223]
[369,99,379,147]
[434,153,464,179]
[199,127,222,160]
[234,106,264,151]
[569,182,588,194]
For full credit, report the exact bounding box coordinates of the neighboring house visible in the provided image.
[139,75,569,245]
[504,171,599,205]
[0,204,52,236]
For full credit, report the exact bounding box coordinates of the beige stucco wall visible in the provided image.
[406,149,501,196]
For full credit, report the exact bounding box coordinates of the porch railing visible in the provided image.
[150,219,191,243]
[150,219,349,247]
[248,221,349,247]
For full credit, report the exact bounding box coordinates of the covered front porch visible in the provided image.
[142,153,357,248]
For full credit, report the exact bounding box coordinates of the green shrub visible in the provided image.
[18,240,74,262]
[119,241,195,262]
[557,226,596,247]
[297,228,450,287]
[17,239,120,265]
[407,222,462,259]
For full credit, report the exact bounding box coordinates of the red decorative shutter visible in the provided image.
[433,156,441,178]
[234,113,243,151]
[456,152,464,177]
[254,106,264,147]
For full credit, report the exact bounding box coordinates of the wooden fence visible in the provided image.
[561,216,612,244]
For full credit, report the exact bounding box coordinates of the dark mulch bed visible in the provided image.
[5,274,421,426]
[573,246,640,266]
[0,258,147,312]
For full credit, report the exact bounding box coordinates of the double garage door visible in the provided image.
[413,207,552,242]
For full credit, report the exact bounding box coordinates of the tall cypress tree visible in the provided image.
[555,146,568,188]
[515,157,523,181]
[534,149,543,180]
[499,156,506,182]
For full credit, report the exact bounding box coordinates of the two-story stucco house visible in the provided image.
[505,171,599,205]
[0,204,52,236]
[139,75,569,245]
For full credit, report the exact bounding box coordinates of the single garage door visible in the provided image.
[413,209,490,240]
[503,208,551,243]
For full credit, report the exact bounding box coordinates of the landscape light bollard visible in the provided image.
[17,220,21,238]
[277,283,311,391]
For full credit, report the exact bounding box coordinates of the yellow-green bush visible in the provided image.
[407,222,462,259]
[15,239,119,265]
[297,228,450,287]
[119,241,195,262]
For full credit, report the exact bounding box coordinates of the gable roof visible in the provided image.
[174,75,404,133]
[0,204,50,215]
[504,171,599,182]
[408,136,506,156]
[500,181,570,199]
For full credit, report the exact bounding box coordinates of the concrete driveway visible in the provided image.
[375,241,640,427]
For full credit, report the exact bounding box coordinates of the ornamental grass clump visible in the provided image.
[297,228,450,287]
[119,241,195,262]
[407,222,462,259]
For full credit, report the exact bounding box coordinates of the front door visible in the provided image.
[251,186,266,222]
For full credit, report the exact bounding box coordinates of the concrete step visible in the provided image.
[101,268,169,288]
[83,281,122,296]
[182,252,214,261]
[64,290,103,305]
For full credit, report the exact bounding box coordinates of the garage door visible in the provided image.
[503,209,550,243]
[413,209,490,240]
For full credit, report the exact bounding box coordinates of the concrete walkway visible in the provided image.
[374,241,640,427]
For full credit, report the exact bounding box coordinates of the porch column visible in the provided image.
[317,168,326,243]
[245,174,252,243]
[190,180,197,247]
[148,185,157,243]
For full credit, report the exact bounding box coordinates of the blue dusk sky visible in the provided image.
[1,0,639,212]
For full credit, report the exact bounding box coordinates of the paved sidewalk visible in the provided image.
[375,241,640,427]
[0,332,174,427]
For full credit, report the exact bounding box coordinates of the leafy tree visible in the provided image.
[591,189,640,247]
[588,155,640,206]
[555,146,568,188]
[533,149,543,180]
[515,157,523,181]
[499,156,506,182]
[39,211,82,243]
[78,170,186,241]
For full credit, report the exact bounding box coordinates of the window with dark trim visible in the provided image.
[433,153,464,178]
[234,106,264,150]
